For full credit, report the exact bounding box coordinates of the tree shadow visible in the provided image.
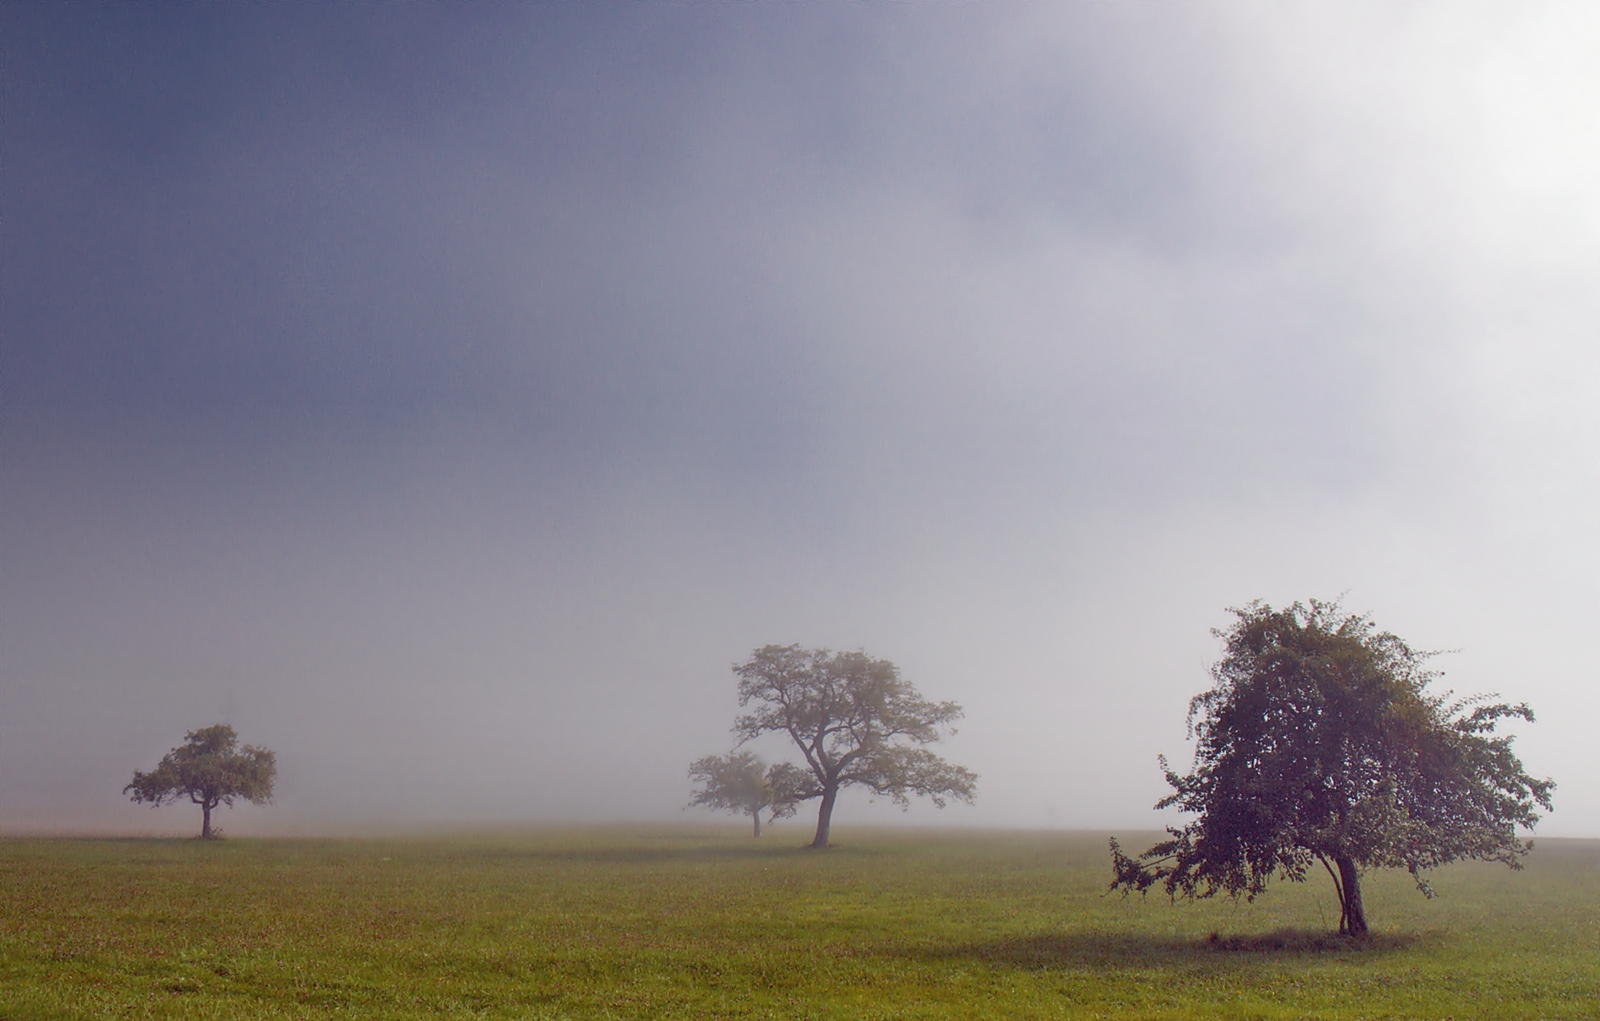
[918,928,1425,971]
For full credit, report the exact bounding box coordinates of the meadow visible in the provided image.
[1,827,1595,1020]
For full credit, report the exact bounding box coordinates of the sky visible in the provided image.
[3,4,1597,838]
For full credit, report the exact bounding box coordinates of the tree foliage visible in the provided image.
[687,751,818,837]
[124,724,276,839]
[1110,600,1554,935]
[733,644,976,848]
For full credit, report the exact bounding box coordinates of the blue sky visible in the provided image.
[3,4,1597,836]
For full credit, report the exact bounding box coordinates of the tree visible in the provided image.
[733,644,977,848]
[687,751,818,837]
[1110,600,1555,936]
[124,724,276,839]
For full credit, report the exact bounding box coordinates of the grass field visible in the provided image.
[1,827,1595,1020]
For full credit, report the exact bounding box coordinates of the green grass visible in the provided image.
[1,827,1596,1019]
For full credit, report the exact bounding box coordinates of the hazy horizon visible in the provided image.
[4,4,1597,839]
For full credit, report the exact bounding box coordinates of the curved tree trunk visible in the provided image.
[1319,856,1344,932]
[751,807,761,838]
[1336,856,1368,937]
[810,784,838,848]
[201,800,214,840]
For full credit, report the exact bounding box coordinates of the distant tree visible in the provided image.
[124,724,276,839]
[1110,600,1555,936]
[734,644,977,848]
[687,751,819,837]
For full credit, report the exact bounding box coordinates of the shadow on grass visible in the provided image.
[919,928,1425,971]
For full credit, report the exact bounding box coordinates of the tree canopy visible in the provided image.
[124,724,276,839]
[734,644,976,848]
[1110,600,1554,935]
[687,751,817,837]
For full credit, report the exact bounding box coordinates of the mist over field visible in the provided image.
[3,4,1597,837]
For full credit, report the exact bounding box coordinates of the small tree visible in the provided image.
[1110,600,1554,936]
[124,724,276,839]
[734,644,977,848]
[687,751,818,837]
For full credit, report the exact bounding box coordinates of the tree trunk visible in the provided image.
[1336,856,1368,937]
[751,807,761,838]
[809,784,838,848]
[201,800,213,840]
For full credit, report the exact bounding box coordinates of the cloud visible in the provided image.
[2,3,1595,835]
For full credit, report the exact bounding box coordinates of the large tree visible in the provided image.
[124,724,276,839]
[1110,600,1554,936]
[733,644,977,848]
[687,751,818,837]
